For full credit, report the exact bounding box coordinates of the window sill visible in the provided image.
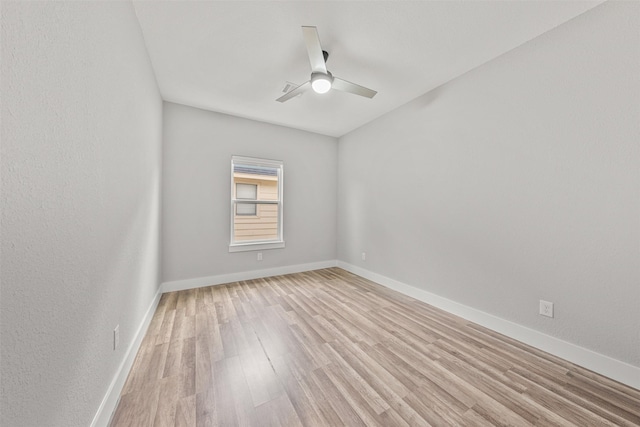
[229,241,285,253]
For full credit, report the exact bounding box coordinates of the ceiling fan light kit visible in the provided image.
[311,72,333,94]
[276,26,377,102]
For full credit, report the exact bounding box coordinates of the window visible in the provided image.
[235,183,257,215]
[230,156,284,252]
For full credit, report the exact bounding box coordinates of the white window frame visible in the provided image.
[229,156,284,252]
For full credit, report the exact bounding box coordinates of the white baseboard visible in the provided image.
[90,288,163,427]
[337,261,640,390]
[161,260,338,293]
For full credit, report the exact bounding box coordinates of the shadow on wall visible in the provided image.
[47,175,161,427]
[413,85,443,109]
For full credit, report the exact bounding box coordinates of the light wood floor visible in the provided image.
[110,268,640,426]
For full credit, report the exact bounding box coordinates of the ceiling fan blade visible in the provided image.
[302,26,327,74]
[276,81,311,102]
[332,77,377,98]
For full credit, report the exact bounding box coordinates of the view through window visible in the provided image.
[230,156,284,251]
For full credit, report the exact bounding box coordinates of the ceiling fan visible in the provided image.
[276,26,377,102]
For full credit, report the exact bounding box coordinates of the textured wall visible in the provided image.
[337,1,640,367]
[1,2,162,426]
[162,102,337,283]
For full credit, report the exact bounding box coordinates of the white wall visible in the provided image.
[338,1,639,368]
[1,2,162,426]
[162,102,337,284]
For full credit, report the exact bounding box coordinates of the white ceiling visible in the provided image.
[132,1,602,138]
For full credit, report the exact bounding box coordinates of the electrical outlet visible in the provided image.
[257,252,263,261]
[361,252,366,261]
[114,325,120,350]
[539,300,554,318]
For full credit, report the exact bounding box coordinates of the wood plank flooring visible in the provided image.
[110,268,640,426]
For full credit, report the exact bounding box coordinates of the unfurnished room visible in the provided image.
[1,1,639,426]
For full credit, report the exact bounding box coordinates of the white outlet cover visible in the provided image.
[539,300,554,318]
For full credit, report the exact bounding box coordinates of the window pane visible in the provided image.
[233,165,279,202]
[230,156,283,250]
[234,203,279,241]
